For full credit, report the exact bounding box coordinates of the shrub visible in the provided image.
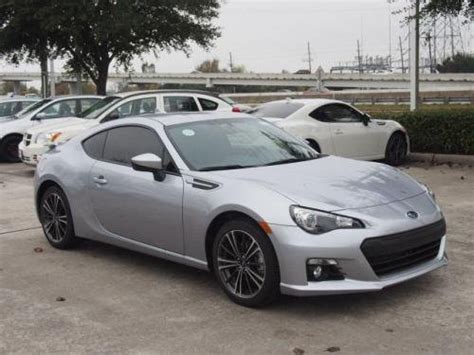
[371,109,474,155]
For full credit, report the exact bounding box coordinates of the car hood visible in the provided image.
[212,156,424,211]
[26,117,91,135]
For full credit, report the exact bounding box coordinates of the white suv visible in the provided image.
[0,95,103,162]
[19,90,233,166]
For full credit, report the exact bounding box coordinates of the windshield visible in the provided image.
[249,102,304,119]
[80,96,120,119]
[166,118,319,171]
[15,99,51,118]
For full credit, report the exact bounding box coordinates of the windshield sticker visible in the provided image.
[182,129,195,137]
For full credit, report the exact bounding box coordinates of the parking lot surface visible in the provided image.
[0,162,473,354]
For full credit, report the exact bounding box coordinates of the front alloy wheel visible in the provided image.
[213,219,279,307]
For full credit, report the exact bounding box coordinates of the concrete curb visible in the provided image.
[409,153,474,165]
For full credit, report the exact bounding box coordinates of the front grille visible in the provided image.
[361,219,446,277]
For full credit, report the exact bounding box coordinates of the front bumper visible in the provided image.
[18,141,48,167]
[269,194,447,296]
[281,240,447,296]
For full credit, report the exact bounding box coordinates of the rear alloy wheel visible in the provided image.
[213,219,280,307]
[0,135,22,162]
[385,133,407,166]
[39,186,80,249]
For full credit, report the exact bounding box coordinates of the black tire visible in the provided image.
[212,218,280,307]
[385,132,407,166]
[306,139,321,153]
[39,186,80,249]
[0,135,22,163]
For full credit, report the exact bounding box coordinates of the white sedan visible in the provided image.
[250,99,409,166]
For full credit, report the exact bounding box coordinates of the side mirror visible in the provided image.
[33,112,47,121]
[131,153,165,181]
[103,111,120,122]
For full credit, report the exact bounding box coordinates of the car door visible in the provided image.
[314,104,380,159]
[87,125,184,253]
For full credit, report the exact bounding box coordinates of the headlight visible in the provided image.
[290,206,364,234]
[421,182,436,201]
[35,132,62,145]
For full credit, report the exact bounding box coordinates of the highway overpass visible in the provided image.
[2,71,474,92]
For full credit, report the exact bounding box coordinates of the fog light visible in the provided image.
[313,266,323,279]
[306,258,344,282]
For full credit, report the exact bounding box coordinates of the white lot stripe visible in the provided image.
[0,226,41,236]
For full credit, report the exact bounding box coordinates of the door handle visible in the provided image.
[334,129,344,135]
[93,176,108,185]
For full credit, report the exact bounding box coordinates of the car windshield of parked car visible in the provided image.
[80,96,120,119]
[249,102,304,118]
[15,99,51,118]
[166,118,319,171]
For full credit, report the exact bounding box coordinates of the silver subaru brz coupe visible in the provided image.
[34,112,447,307]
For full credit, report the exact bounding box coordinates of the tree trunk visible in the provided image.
[40,55,49,98]
[95,61,110,95]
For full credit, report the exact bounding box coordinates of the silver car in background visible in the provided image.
[34,113,447,307]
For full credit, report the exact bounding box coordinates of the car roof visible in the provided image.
[260,98,343,107]
[45,95,104,101]
[0,97,40,102]
[113,90,223,99]
[139,112,253,127]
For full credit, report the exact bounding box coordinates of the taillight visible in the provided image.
[232,106,241,112]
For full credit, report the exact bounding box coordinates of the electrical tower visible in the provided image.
[421,15,465,70]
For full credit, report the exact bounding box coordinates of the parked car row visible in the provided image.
[1,90,409,168]
[0,90,234,163]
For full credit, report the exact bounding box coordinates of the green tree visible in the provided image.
[1,1,220,95]
[0,0,52,96]
[437,53,474,73]
[46,0,220,94]
[420,0,474,18]
[195,59,222,73]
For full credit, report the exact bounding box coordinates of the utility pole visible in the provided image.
[433,18,437,68]
[49,59,56,97]
[399,36,405,73]
[388,4,392,70]
[228,52,234,72]
[304,42,313,73]
[409,0,420,111]
[426,32,434,73]
[357,40,363,73]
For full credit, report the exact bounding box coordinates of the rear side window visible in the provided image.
[103,126,164,165]
[198,98,219,111]
[163,96,199,112]
[310,104,362,123]
[82,131,108,160]
[250,102,304,119]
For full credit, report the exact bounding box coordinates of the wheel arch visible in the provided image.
[305,138,321,152]
[36,179,64,213]
[205,210,267,273]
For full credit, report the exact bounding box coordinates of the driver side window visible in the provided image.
[36,100,77,119]
[106,97,157,121]
[310,104,362,123]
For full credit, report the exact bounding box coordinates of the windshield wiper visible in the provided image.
[264,157,314,166]
[199,164,250,172]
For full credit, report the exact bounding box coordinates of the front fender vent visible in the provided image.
[191,178,219,191]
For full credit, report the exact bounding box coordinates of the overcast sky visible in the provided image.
[1,0,472,74]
